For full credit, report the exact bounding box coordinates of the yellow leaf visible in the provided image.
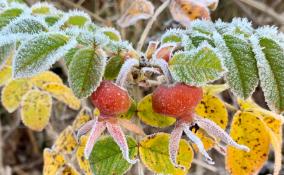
[59,164,80,175]
[42,82,81,110]
[238,99,283,175]
[1,79,32,112]
[139,133,194,175]
[43,148,66,175]
[203,84,229,95]
[0,66,12,87]
[72,108,92,130]
[21,90,52,131]
[137,94,176,128]
[226,111,270,175]
[194,94,228,150]
[53,126,78,154]
[76,135,93,175]
[31,71,63,88]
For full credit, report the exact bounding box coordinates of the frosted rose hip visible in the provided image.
[91,81,131,116]
[152,83,203,121]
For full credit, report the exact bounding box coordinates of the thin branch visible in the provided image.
[136,0,170,51]
[57,0,107,25]
[238,0,284,25]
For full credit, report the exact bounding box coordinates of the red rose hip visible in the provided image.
[91,81,131,117]
[152,83,203,121]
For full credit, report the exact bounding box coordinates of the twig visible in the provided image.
[57,0,107,25]
[77,0,86,6]
[238,0,284,25]
[224,102,238,112]
[136,0,170,51]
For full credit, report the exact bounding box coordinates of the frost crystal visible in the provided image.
[116,58,139,87]
[13,32,77,78]
[190,19,215,35]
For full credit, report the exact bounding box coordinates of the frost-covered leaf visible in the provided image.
[42,82,81,110]
[250,35,284,112]
[226,111,270,175]
[1,16,48,36]
[0,8,23,30]
[72,108,92,130]
[229,18,253,37]
[1,78,32,112]
[190,20,215,35]
[13,33,76,78]
[100,27,121,42]
[104,55,124,80]
[169,0,210,27]
[214,33,258,99]
[43,148,66,175]
[169,44,224,86]
[53,126,78,154]
[0,66,12,86]
[54,10,91,29]
[45,15,61,26]
[76,136,93,175]
[21,90,52,131]
[139,133,194,175]
[89,136,138,175]
[69,47,106,98]
[0,42,14,68]
[31,71,63,88]
[64,47,79,68]
[31,2,56,15]
[194,94,228,150]
[137,94,176,128]
[117,0,154,28]
[161,28,186,44]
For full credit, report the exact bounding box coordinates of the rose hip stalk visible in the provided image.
[152,83,250,167]
[77,81,140,164]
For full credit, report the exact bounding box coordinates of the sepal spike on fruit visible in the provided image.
[84,119,106,159]
[76,119,95,138]
[106,122,139,164]
[169,123,185,169]
[182,123,215,165]
[194,114,250,152]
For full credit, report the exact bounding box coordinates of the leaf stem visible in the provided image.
[136,0,170,51]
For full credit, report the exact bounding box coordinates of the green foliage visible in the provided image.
[104,55,124,80]
[89,136,138,175]
[68,47,106,98]
[0,8,23,29]
[13,33,72,78]
[169,44,224,86]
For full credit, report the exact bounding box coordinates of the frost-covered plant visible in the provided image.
[0,1,283,175]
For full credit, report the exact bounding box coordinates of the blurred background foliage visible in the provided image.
[0,0,283,174]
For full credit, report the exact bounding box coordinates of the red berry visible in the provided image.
[152,83,203,121]
[91,81,131,117]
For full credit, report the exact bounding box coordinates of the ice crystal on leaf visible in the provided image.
[13,32,77,78]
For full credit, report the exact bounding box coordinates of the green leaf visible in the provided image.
[13,33,75,78]
[101,28,121,42]
[69,47,106,98]
[137,94,176,128]
[104,55,124,80]
[251,36,284,112]
[89,136,138,175]
[191,35,215,47]
[169,44,224,86]
[0,43,14,68]
[45,16,60,26]
[214,33,259,99]
[139,133,194,175]
[119,99,136,120]
[0,8,23,30]
[64,47,79,68]
[2,17,48,35]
